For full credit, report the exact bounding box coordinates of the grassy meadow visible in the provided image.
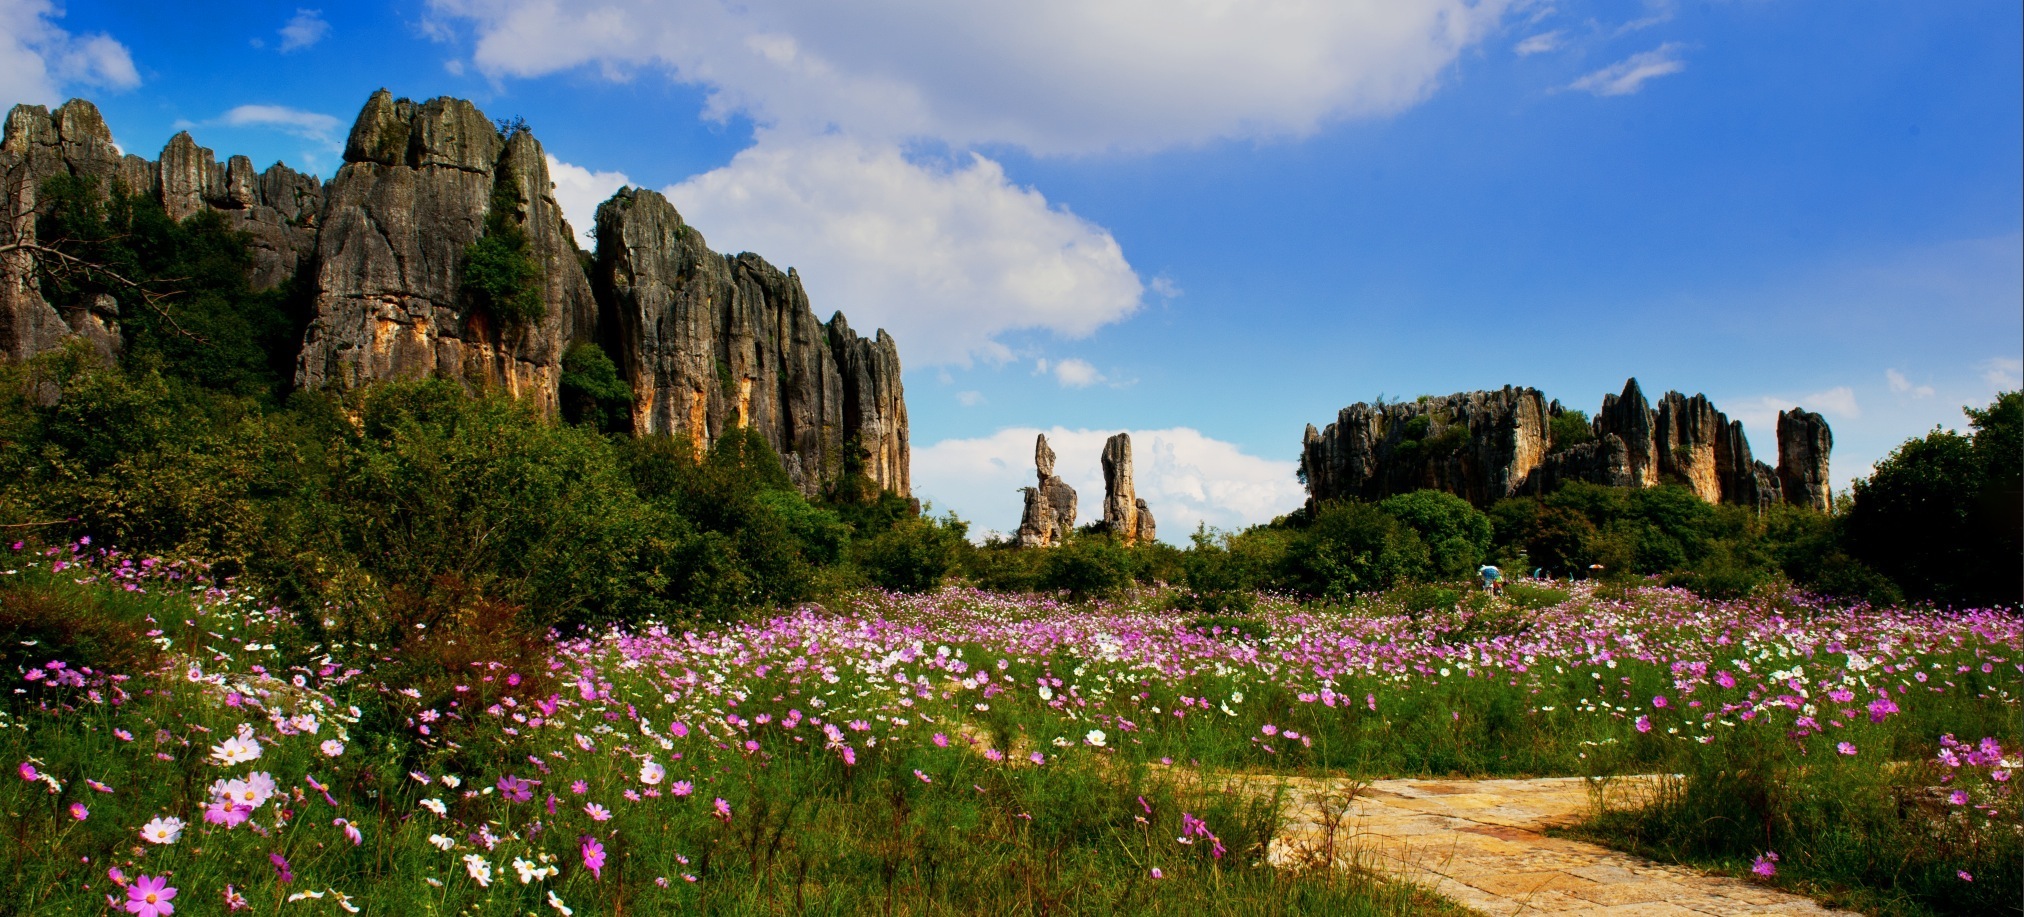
[1,542,2016,916]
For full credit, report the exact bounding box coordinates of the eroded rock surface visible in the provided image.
[1016,434,1077,547]
[0,99,321,360]
[1304,379,1821,510]
[1777,409,1833,512]
[1,91,912,498]
[1101,433,1155,545]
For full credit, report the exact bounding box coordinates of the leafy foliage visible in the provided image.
[460,179,545,326]
[558,342,633,432]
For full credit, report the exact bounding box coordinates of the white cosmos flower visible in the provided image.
[420,798,447,816]
[640,761,665,785]
[463,854,492,887]
[547,890,573,915]
[139,816,185,845]
[429,834,456,851]
[210,734,262,765]
[1085,729,1107,748]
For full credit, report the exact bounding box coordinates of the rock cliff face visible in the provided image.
[1101,433,1156,545]
[0,99,322,360]
[294,91,596,416]
[1776,409,1833,512]
[1300,387,1550,507]
[0,91,911,497]
[593,187,906,494]
[1015,434,1077,547]
[1302,378,1822,511]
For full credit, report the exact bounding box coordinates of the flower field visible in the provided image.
[1,543,2016,915]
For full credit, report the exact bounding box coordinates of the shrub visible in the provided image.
[1038,534,1137,600]
[1379,490,1492,578]
[558,342,632,432]
[852,513,967,593]
[460,181,544,326]
[1548,409,1594,451]
[1280,501,1430,598]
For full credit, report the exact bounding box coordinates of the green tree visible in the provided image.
[1378,490,1492,578]
[558,342,633,432]
[1280,501,1430,598]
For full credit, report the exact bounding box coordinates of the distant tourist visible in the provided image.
[1478,564,1504,595]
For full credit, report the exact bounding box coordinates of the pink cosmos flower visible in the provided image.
[1947,790,1968,806]
[671,780,694,797]
[1751,851,1779,878]
[69,803,87,820]
[497,774,535,803]
[1652,695,1668,708]
[914,770,932,783]
[669,721,689,738]
[712,798,733,823]
[571,780,588,795]
[581,837,606,879]
[932,733,949,748]
[586,803,612,821]
[17,762,36,781]
[1837,742,1858,756]
[1959,871,1973,882]
[270,853,294,883]
[1634,715,1652,734]
[1030,752,1046,765]
[1150,868,1164,879]
[124,874,176,917]
[223,885,248,911]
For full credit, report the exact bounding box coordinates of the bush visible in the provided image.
[1280,501,1430,598]
[1548,409,1594,451]
[852,513,967,593]
[1379,490,1492,579]
[558,342,632,432]
[0,566,165,683]
[1038,534,1137,600]
[460,181,545,326]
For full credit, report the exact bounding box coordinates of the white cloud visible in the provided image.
[1982,357,2022,390]
[955,390,985,407]
[278,9,330,53]
[912,427,1307,543]
[665,134,1142,364]
[1514,30,1564,56]
[546,155,631,249]
[1148,274,1182,300]
[429,0,1511,155]
[1567,42,1685,96]
[1885,369,1934,399]
[1052,358,1104,388]
[220,104,341,141]
[0,0,139,106]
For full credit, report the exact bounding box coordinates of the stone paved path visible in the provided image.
[1236,774,1858,917]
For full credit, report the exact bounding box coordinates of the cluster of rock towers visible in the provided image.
[1015,433,1156,547]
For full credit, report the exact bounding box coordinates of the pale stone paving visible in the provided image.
[1237,774,1858,917]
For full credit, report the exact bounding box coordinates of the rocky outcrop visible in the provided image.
[1,99,323,361]
[1016,434,1077,547]
[1100,433,1155,545]
[1300,387,1551,507]
[294,92,594,415]
[1776,409,1833,511]
[2,90,912,498]
[592,187,907,495]
[1304,378,1824,511]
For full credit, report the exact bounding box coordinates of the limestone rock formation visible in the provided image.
[1776,409,1833,511]
[1,99,322,360]
[295,91,595,415]
[1016,434,1078,547]
[1303,379,1822,511]
[593,187,908,495]
[1300,387,1551,507]
[1100,433,1155,544]
[1,90,912,498]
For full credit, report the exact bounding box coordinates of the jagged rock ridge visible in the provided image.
[0,92,909,497]
[1,99,322,360]
[1301,378,1828,511]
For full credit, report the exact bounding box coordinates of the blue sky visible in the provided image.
[6,1,2018,540]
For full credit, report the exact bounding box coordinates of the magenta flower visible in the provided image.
[1652,695,1668,708]
[223,885,249,911]
[1634,715,1652,734]
[1948,790,1969,806]
[124,874,177,917]
[69,802,87,820]
[581,837,606,879]
[497,774,535,803]
[1959,870,1974,882]
[713,797,733,822]
[571,780,588,795]
[932,733,949,748]
[1836,742,1858,756]
[1750,851,1779,878]
[17,762,36,781]
[270,853,294,883]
